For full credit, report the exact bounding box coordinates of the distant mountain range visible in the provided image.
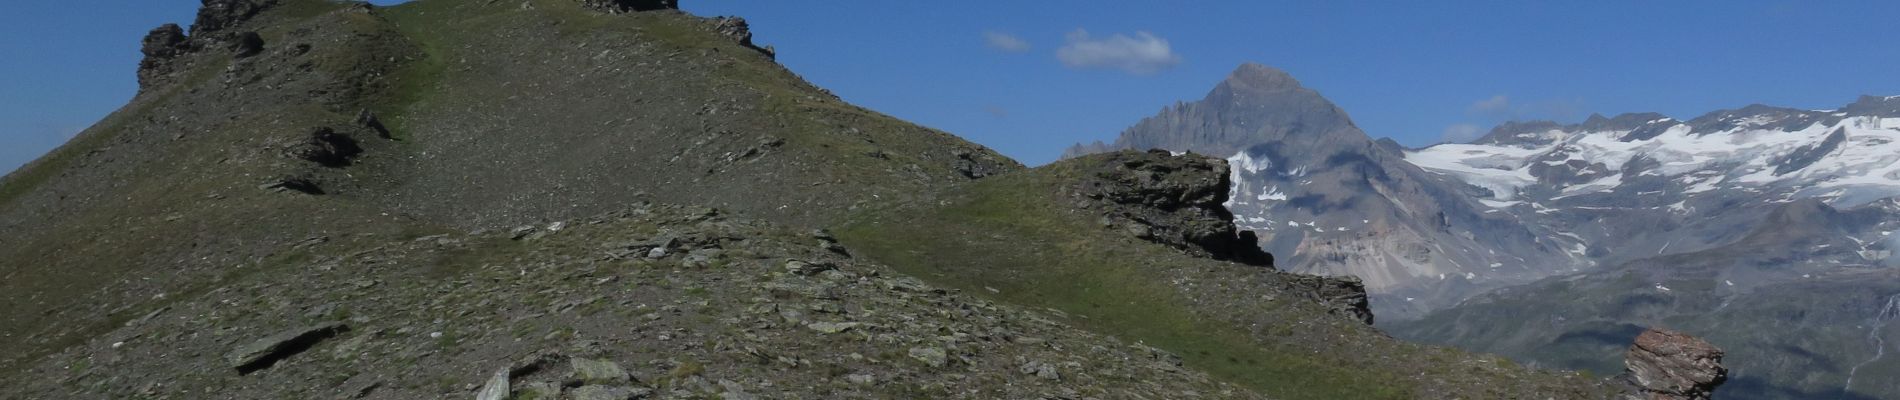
[1071,64,1900,399]
[1395,96,1900,400]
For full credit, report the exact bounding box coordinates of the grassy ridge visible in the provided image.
[839,164,1413,399]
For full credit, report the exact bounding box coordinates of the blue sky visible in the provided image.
[6,1,1900,173]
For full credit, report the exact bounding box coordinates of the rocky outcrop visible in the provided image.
[192,0,276,39]
[137,24,190,90]
[1286,274,1374,325]
[707,16,775,59]
[137,0,277,91]
[1074,150,1274,266]
[1621,328,1727,400]
[578,0,678,13]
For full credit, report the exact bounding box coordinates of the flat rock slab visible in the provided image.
[569,357,632,386]
[226,321,349,374]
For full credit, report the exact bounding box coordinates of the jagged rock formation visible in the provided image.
[1071,150,1273,266]
[1621,329,1727,400]
[137,24,189,89]
[708,16,774,58]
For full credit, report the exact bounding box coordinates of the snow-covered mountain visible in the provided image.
[1394,96,1900,400]
[1407,95,1900,266]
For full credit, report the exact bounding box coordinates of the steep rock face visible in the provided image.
[1622,329,1727,400]
[1068,63,1579,320]
[1071,150,1273,266]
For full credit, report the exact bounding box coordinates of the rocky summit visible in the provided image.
[0,1,1730,399]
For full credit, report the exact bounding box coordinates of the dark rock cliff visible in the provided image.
[1070,150,1274,267]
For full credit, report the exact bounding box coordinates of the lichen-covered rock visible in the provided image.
[1073,149,1274,266]
[1621,328,1727,400]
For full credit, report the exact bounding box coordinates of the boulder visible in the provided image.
[1621,328,1726,400]
[225,322,348,374]
[356,109,391,139]
[288,127,363,167]
[474,368,510,400]
[908,346,948,368]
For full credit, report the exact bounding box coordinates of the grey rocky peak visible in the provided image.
[1070,62,1360,158]
[1219,62,1305,93]
[1621,328,1727,400]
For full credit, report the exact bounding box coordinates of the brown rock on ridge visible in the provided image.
[1621,328,1727,400]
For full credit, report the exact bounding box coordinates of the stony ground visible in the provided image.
[5,204,1256,399]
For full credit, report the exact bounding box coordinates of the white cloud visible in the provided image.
[1469,95,1511,115]
[983,31,1031,53]
[1441,123,1485,144]
[1055,29,1181,75]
